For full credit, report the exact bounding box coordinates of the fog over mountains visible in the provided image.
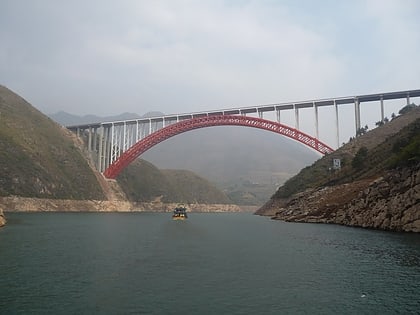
[142,126,318,183]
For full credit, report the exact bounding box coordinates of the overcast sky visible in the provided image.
[1,0,420,123]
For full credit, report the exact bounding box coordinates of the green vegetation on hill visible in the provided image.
[0,85,105,199]
[116,159,171,202]
[162,169,232,204]
[117,159,232,204]
[222,179,278,206]
[388,120,420,168]
[272,105,420,200]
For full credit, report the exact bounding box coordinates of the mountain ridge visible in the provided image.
[50,111,165,126]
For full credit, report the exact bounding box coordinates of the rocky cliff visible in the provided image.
[258,105,420,232]
[268,162,420,232]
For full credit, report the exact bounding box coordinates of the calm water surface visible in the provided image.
[0,212,419,314]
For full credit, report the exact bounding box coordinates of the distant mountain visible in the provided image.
[49,111,165,126]
[142,126,319,205]
[141,111,166,118]
[117,159,232,204]
[49,111,141,126]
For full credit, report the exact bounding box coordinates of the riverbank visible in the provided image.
[261,162,420,232]
[0,196,241,213]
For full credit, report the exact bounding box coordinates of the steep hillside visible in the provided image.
[162,169,232,204]
[117,159,232,204]
[257,105,420,232]
[0,85,105,199]
[260,105,420,203]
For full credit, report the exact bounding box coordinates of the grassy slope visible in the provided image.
[270,106,420,200]
[162,169,232,204]
[117,159,233,204]
[0,85,105,199]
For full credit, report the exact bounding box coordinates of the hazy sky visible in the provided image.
[1,0,420,123]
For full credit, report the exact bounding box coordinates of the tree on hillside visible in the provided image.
[352,146,368,170]
[356,125,368,137]
[399,103,418,115]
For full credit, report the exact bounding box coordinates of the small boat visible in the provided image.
[172,205,188,220]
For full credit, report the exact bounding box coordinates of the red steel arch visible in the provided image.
[103,115,334,179]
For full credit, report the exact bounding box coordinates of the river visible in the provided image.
[1,212,419,314]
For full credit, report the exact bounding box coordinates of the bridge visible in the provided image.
[68,88,420,179]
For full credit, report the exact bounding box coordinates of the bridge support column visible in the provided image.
[123,122,127,151]
[407,93,410,105]
[88,127,92,152]
[334,100,339,148]
[104,126,110,171]
[142,121,147,139]
[294,105,299,130]
[314,102,319,139]
[149,119,152,135]
[97,126,103,172]
[110,124,115,164]
[380,96,384,122]
[276,109,281,123]
[354,98,361,135]
[93,127,97,153]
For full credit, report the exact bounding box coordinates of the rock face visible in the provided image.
[269,163,420,232]
[0,197,241,213]
[0,208,5,227]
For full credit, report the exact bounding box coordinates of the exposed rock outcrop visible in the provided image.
[270,163,420,232]
[0,196,241,213]
[0,208,6,227]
